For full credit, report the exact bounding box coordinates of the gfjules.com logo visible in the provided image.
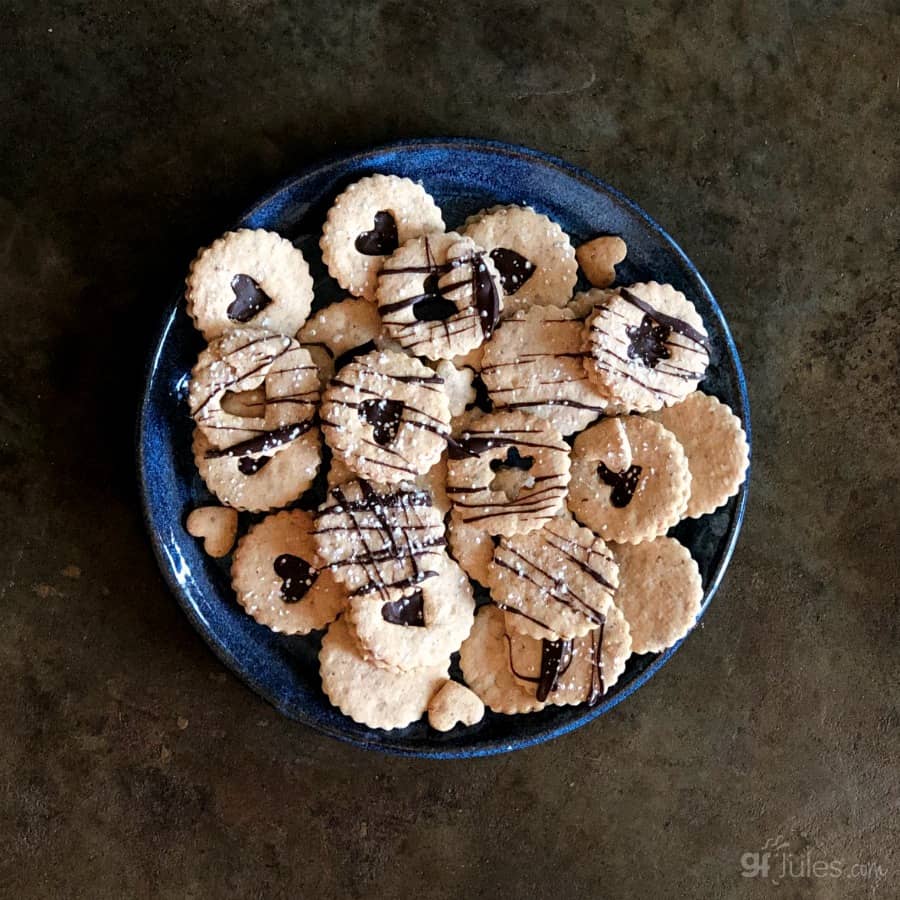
[741,836,887,885]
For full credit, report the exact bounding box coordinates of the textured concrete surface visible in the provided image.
[1,1,897,897]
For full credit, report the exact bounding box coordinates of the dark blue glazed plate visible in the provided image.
[139,138,750,758]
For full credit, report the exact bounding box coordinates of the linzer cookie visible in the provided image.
[188,328,319,450]
[297,296,382,387]
[584,282,710,412]
[611,537,702,653]
[186,229,314,340]
[313,478,446,602]
[458,605,547,715]
[568,416,690,543]
[376,233,503,359]
[480,305,610,435]
[347,556,474,672]
[505,603,632,706]
[462,205,577,314]
[447,410,571,535]
[193,425,321,512]
[231,510,347,634]
[319,616,449,730]
[320,174,445,301]
[487,516,619,640]
[320,349,451,483]
[647,391,749,518]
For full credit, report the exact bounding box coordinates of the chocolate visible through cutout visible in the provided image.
[380,590,427,627]
[227,274,274,322]
[490,248,535,294]
[355,210,399,256]
[597,462,642,507]
[358,398,405,445]
[625,314,672,368]
[273,554,317,603]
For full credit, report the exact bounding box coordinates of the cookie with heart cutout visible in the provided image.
[231,510,347,634]
[486,515,619,640]
[461,205,577,315]
[313,478,446,602]
[320,174,445,301]
[583,282,710,412]
[188,327,319,451]
[567,415,691,544]
[376,233,503,360]
[480,304,612,436]
[186,229,314,341]
[446,410,570,535]
[503,602,632,706]
[320,349,451,484]
[347,555,475,672]
[319,615,449,730]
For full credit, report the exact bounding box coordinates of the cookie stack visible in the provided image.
[181,174,749,732]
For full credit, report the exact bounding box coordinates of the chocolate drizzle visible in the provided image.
[273,554,317,603]
[473,255,501,337]
[585,623,606,706]
[412,272,458,322]
[354,210,398,256]
[237,454,272,475]
[204,420,315,460]
[490,248,535,295]
[619,287,709,350]
[380,591,426,627]
[358,398,405,445]
[536,638,574,701]
[626,314,672,368]
[333,339,378,374]
[227,274,274,322]
[597,462,642,507]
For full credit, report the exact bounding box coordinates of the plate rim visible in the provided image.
[138,137,751,758]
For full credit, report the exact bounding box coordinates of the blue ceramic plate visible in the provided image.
[139,138,750,758]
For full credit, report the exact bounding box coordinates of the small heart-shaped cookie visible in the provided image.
[427,680,485,732]
[576,235,627,288]
[186,506,239,558]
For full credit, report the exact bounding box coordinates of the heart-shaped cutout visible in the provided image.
[185,506,238,558]
[489,248,535,294]
[227,273,274,322]
[381,591,426,627]
[273,553,317,603]
[355,210,399,256]
[358,398,405,445]
[412,272,458,322]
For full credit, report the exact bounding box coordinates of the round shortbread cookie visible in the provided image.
[584,282,710,412]
[567,287,617,321]
[486,516,619,640]
[376,233,503,359]
[319,616,449,730]
[611,537,703,654]
[575,235,627,289]
[505,603,632,706]
[188,328,319,451]
[192,426,321,512]
[347,555,475,672]
[297,296,383,387]
[461,205,577,315]
[313,478,446,602]
[647,391,749,518]
[320,175,445,301]
[447,518,495,586]
[481,305,611,435]
[447,410,571,535]
[568,416,691,544]
[320,350,451,484]
[186,229,314,341]
[427,681,485,732]
[231,510,347,634]
[458,605,547,715]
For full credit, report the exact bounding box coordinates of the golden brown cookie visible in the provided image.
[611,537,703,653]
[575,235,627,288]
[647,391,749,518]
[231,510,347,634]
[584,282,710,412]
[427,681,485,731]
[320,349,451,483]
[487,516,619,639]
[313,479,446,602]
[567,416,690,544]
[185,506,238,558]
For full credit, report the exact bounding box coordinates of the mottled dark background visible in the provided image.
[1,1,897,898]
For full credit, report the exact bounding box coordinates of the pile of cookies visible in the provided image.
[181,173,749,732]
